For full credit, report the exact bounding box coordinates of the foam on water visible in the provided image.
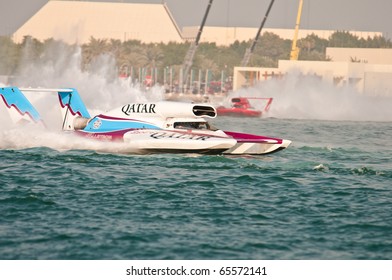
[0,125,143,154]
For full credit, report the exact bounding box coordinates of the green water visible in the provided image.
[1,118,391,259]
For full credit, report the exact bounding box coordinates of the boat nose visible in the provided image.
[282,139,292,148]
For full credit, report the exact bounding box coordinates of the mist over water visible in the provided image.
[232,73,392,122]
[12,42,164,112]
[1,43,391,152]
[1,42,165,151]
[7,42,392,123]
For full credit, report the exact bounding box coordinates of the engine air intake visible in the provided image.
[192,105,216,117]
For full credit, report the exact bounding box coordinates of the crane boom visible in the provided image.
[290,0,303,60]
[240,0,275,67]
[182,0,214,88]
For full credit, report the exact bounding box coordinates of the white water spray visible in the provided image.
[1,42,391,152]
[230,72,392,122]
[0,42,164,152]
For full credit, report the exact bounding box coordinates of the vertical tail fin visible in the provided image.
[57,88,91,130]
[0,87,43,125]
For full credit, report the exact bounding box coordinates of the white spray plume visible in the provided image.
[0,42,164,152]
[229,72,392,122]
[12,42,164,113]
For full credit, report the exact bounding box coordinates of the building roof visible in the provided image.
[183,26,383,46]
[12,0,183,44]
[12,0,383,46]
[327,47,392,64]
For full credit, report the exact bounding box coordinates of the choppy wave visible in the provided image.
[1,132,391,260]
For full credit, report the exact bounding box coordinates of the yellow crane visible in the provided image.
[290,0,304,60]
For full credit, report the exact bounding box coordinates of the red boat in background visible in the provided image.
[217,97,273,117]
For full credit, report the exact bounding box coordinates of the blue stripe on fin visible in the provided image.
[0,87,42,122]
[58,88,90,118]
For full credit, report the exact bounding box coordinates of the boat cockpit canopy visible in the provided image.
[165,119,218,131]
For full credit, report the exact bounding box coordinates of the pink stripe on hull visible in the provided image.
[224,131,282,144]
[75,129,132,141]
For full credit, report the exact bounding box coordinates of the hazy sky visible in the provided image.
[1,0,392,38]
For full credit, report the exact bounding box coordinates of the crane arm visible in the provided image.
[290,0,303,60]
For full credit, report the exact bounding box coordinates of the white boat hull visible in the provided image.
[123,129,237,154]
[224,139,292,155]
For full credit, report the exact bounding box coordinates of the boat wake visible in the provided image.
[0,125,141,154]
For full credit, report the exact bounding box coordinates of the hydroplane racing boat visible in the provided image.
[217,97,273,118]
[0,87,291,155]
